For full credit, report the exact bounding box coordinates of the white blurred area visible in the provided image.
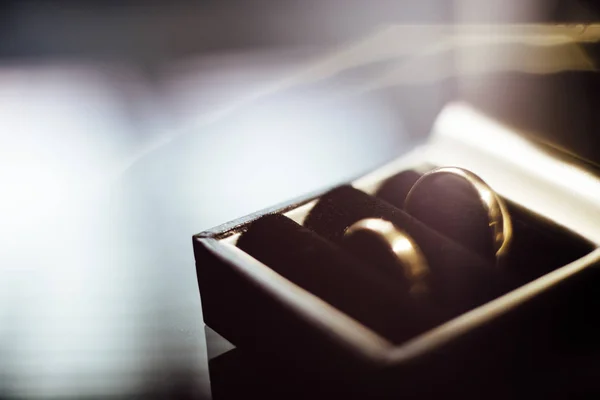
[0,49,411,398]
[0,65,164,398]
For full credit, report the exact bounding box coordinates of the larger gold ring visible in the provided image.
[343,218,429,295]
[404,167,512,259]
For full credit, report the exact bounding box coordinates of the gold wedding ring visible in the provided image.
[404,167,512,259]
[344,218,429,295]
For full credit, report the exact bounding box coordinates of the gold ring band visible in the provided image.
[404,167,512,259]
[344,218,429,295]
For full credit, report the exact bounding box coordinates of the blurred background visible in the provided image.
[0,1,599,399]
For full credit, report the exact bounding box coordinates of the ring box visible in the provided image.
[194,103,600,398]
[193,27,600,397]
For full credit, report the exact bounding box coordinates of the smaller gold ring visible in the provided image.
[404,167,512,259]
[343,218,429,295]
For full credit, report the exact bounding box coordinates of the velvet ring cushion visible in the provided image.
[304,186,515,314]
[237,214,441,344]
[403,167,512,263]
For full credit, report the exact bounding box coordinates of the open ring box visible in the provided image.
[193,26,600,398]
